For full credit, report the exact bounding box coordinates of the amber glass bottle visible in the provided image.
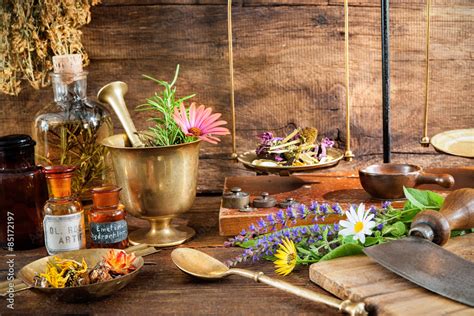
[89,185,128,249]
[0,135,47,250]
[43,166,86,255]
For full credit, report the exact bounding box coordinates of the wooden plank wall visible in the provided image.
[0,0,472,192]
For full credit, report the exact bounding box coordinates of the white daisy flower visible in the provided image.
[338,203,376,244]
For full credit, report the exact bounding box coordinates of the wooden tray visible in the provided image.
[218,168,474,236]
[309,234,474,315]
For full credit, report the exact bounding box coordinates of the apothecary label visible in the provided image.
[90,220,128,244]
[43,212,85,254]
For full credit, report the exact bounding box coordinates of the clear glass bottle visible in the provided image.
[32,70,113,201]
[89,185,128,249]
[43,166,86,255]
[0,135,48,250]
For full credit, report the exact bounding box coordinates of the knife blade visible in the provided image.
[363,188,474,307]
[364,236,474,306]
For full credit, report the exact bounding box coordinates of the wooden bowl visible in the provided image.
[359,164,454,199]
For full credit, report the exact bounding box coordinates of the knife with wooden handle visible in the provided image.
[364,188,474,307]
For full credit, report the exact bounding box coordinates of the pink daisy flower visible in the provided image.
[173,102,230,144]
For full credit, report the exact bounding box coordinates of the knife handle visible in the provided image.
[410,188,474,245]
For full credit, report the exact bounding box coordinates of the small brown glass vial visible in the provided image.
[89,185,128,249]
[43,166,86,255]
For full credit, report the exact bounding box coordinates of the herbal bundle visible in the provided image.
[0,0,100,95]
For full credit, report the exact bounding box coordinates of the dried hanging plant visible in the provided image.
[0,0,101,95]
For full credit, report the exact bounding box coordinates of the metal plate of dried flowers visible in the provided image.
[238,128,344,174]
[17,248,143,302]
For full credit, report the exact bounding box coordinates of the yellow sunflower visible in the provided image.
[274,238,298,276]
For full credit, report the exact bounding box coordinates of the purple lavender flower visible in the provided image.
[368,206,377,215]
[226,202,355,267]
[320,204,328,215]
[332,203,343,215]
[300,226,308,235]
[276,210,285,224]
[382,201,391,209]
[310,224,320,234]
[309,201,319,212]
[286,207,296,224]
[377,223,384,231]
[266,214,276,226]
[297,204,306,219]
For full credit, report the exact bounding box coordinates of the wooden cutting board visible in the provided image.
[309,234,474,315]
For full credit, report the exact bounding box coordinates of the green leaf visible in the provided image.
[426,191,445,208]
[403,187,444,210]
[403,187,426,209]
[236,239,257,248]
[364,237,379,247]
[341,235,358,244]
[296,246,312,256]
[390,221,407,237]
[320,243,364,261]
[399,209,421,223]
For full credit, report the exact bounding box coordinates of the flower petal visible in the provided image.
[191,102,199,128]
[339,220,352,228]
[194,104,210,128]
[357,204,365,221]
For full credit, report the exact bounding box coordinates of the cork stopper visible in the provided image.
[92,185,122,209]
[43,166,75,198]
[53,54,83,74]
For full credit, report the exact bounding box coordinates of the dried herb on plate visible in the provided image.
[34,250,138,288]
[254,128,335,167]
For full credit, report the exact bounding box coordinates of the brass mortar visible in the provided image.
[102,134,199,247]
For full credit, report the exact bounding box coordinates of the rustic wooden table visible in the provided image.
[2,166,472,315]
[0,196,341,315]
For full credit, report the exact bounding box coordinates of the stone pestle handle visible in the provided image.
[230,268,367,315]
[97,81,145,148]
[409,188,474,246]
[416,172,455,189]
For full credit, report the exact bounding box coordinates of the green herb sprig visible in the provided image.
[136,65,195,147]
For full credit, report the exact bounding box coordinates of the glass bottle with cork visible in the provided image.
[89,185,128,249]
[43,166,86,255]
[32,54,113,202]
[0,135,48,250]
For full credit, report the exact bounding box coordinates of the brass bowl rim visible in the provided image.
[359,163,422,176]
[102,133,201,150]
[18,248,144,291]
